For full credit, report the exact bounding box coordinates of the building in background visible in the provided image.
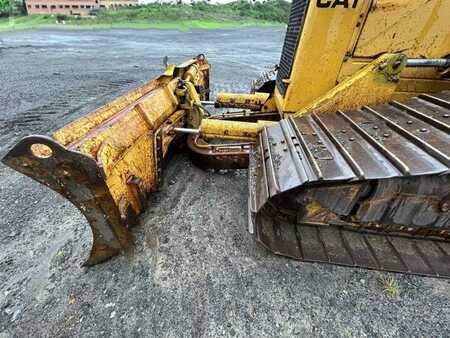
[24,0,268,16]
[136,0,266,3]
[25,0,139,16]
[136,0,238,3]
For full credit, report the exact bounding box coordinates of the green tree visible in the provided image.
[0,0,26,16]
[0,0,9,10]
[0,0,9,17]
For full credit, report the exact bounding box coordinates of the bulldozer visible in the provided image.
[3,0,450,277]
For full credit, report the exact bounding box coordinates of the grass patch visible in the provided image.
[0,0,290,32]
[0,16,281,32]
[379,275,400,298]
[0,15,51,31]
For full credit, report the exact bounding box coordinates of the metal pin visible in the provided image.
[173,127,199,134]
[406,58,450,67]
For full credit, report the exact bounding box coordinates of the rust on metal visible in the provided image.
[2,136,132,266]
[214,92,271,111]
[187,110,280,170]
[187,135,251,170]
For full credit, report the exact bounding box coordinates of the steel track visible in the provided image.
[249,91,450,278]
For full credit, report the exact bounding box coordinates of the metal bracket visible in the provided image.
[153,128,164,187]
[293,53,407,117]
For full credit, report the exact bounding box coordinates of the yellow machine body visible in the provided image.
[200,119,277,141]
[273,0,450,114]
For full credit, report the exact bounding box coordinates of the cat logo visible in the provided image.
[317,0,359,8]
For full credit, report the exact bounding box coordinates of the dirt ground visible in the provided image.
[0,28,449,337]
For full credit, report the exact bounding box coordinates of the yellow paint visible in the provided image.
[105,134,156,215]
[53,79,163,146]
[163,64,176,77]
[334,0,450,99]
[292,54,406,117]
[200,119,277,141]
[278,1,367,112]
[338,59,450,100]
[260,95,278,113]
[43,56,210,221]
[274,0,449,115]
[182,80,203,128]
[394,78,450,101]
[215,92,270,110]
[355,0,450,59]
[161,109,186,157]
[74,79,179,160]
[338,58,443,81]
[183,63,200,83]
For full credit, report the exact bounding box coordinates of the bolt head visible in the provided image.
[378,62,387,70]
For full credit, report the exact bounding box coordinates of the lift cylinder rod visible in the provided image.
[406,58,450,67]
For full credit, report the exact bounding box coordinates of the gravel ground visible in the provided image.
[0,28,449,337]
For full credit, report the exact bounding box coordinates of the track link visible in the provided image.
[249,91,450,278]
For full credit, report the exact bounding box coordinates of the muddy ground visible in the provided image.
[0,28,449,337]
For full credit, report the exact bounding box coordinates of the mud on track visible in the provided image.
[0,28,449,337]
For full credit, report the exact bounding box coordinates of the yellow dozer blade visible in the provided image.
[2,55,210,265]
